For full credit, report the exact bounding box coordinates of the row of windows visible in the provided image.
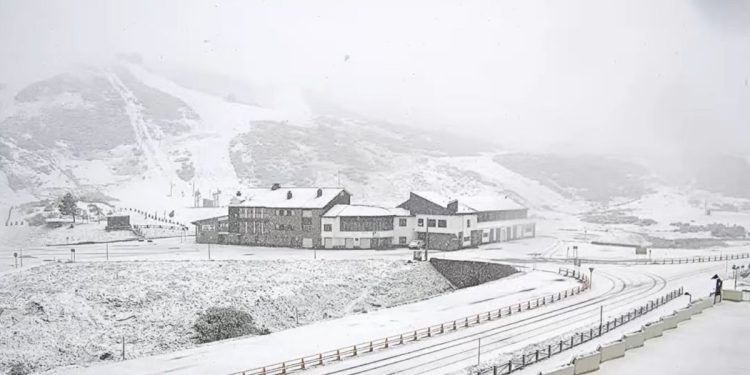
[340,217,394,232]
[417,218,448,228]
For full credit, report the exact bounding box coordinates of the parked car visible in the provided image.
[408,239,425,249]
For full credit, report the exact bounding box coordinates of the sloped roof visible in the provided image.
[411,191,474,212]
[457,196,527,213]
[324,204,399,217]
[232,187,348,208]
[190,215,228,225]
[412,191,526,213]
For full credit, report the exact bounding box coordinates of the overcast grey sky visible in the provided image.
[1,0,748,158]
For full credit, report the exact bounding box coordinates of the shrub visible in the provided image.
[193,307,269,344]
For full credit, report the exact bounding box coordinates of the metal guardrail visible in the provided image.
[649,252,750,265]
[230,268,589,375]
[473,287,684,375]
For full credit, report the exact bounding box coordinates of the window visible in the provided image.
[483,232,489,238]
[323,224,332,232]
[427,219,436,228]
[302,210,312,217]
[467,219,471,228]
[303,224,312,232]
[418,218,424,227]
[399,218,407,227]
[438,220,447,228]
[302,217,312,225]
[201,224,214,231]
[287,209,294,216]
[399,236,407,245]
[464,236,471,242]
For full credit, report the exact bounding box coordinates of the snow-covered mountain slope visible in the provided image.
[1,61,748,221]
[0,62,585,214]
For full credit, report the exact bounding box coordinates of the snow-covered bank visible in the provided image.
[0,259,452,373]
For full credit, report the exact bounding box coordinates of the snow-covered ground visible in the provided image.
[0,259,452,373]
[47,268,578,375]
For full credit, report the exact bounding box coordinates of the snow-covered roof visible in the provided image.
[457,196,527,213]
[388,207,412,217]
[412,191,526,214]
[232,187,348,209]
[190,215,228,225]
[324,204,397,217]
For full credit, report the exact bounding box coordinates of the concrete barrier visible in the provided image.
[598,340,627,362]
[624,330,645,349]
[660,313,678,330]
[722,289,743,302]
[573,351,601,374]
[540,364,575,375]
[643,321,664,340]
[675,307,692,322]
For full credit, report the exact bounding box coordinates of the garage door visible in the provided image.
[302,238,313,248]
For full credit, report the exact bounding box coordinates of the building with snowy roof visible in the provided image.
[397,191,535,250]
[320,205,416,249]
[226,185,351,248]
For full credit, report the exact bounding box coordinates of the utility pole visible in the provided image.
[599,305,603,330]
[424,219,430,261]
[477,338,481,365]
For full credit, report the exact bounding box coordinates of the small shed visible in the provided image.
[106,215,131,231]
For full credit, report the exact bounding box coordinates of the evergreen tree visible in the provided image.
[58,193,78,223]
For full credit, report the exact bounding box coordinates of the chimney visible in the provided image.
[271,183,281,191]
[287,190,293,200]
[447,200,458,214]
[316,188,323,198]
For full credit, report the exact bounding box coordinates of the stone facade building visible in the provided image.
[226,186,351,248]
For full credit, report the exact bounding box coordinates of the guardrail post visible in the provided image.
[385,337,389,348]
[535,349,539,362]
[428,327,432,337]
[453,321,457,331]
[508,360,513,372]
[336,349,341,361]
[281,363,286,375]
[527,301,531,310]
[493,365,498,375]
[262,367,266,375]
[518,304,522,312]
[560,340,563,352]
[465,317,469,327]
[414,330,418,341]
[400,334,404,344]
[476,314,480,324]
[369,341,373,352]
[564,290,568,297]
[353,345,358,356]
[548,344,552,358]
[300,358,305,370]
[487,311,492,321]
[318,353,323,366]
[522,353,526,367]
[440,324,445,334]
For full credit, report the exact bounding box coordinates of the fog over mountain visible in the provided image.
[0,0,748,206]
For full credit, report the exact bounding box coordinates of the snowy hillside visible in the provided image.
[2,60,749,223]
[0,62,584,216]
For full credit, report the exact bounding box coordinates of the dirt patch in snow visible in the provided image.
[0,259,452,373]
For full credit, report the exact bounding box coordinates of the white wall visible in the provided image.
[320,216,396,248]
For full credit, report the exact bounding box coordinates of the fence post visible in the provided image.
[353,345,358,356]
[428,327,432,337]
[369,341,373,352]
[301,358,305,370]
[281,363,286,375]
[493,365,498,375]
[336,349,341,361]
[318,353,323,365]
[400,334,404,344]
[548,344,552,358]
[535,349,539,362]
[465,317,469,327]
[453,321,457,331]
[414,330,418,341]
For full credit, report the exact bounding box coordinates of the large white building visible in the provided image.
[318,192,535,250]
[396,191,535,250]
